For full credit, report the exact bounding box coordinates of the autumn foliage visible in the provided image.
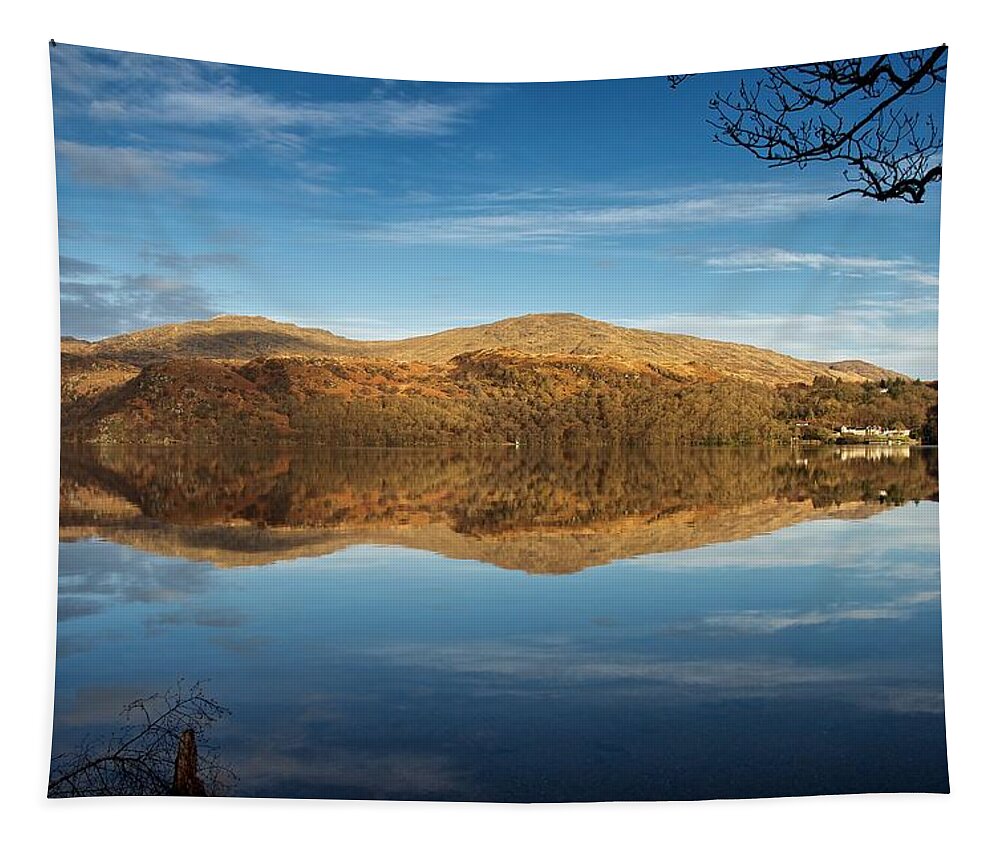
[62,348,938,447]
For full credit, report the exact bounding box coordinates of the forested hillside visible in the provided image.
[62,349,938,447]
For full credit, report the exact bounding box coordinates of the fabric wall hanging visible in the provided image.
[49,43,948,802]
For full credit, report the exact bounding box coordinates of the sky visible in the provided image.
[52,44,944,377]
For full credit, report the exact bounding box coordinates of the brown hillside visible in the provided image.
[85,314,363,365]
[824,359,909,382]
[61,351,791,446]
[60,336,94,355]
[69,313,904,387]
[368,313,875,385]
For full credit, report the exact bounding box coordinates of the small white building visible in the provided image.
[840,425,911,440]
[840,425,884,437]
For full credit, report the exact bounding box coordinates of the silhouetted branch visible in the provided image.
[49,680,233,798]
[666,74,695,89]
[705,46,947,203]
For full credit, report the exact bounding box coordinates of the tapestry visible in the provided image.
[49,43,948,801]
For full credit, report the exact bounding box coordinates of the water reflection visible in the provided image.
[60,444,937,572]
[53,446,947,801]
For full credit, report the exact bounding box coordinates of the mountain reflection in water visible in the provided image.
[60,444,938,572]
[53,445,946,801]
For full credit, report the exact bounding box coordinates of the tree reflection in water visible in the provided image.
[59,445,938,572]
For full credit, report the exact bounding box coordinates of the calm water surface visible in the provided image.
[53,446,947,801]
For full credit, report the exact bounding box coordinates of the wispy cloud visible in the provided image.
[54,44,472,144]
[373,640,857,689]
[57,217,96,242]
[704,247,938,286]
[132,89,471,138]
[369,639,942,714]
[138,246,245,273]
[670,591,941,636]
[59,255,103,277]
[51,45,231,98]
[55,140,218,191]
[623,298,938,377]
[146,607,247,636]
[363,187,830,247]
[59,246,243,339]
[60,272,216,338]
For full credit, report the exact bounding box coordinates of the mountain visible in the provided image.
[79,314,363,365]
[60,336,95,356]
[61,314,935,446]
[367,313,904,385]
[69,313,905,386]
[61,347,938,447]
[61,351,788,445]
[825,359,910,382]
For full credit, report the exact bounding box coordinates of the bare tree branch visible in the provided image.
[666,74,695,90]
[49,680,234,798]
[705,46,947,203]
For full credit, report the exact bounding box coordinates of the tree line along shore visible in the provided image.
[61,349,938,447]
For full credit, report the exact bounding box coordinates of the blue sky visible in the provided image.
[52,45,943,376]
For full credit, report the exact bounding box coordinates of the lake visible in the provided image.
[52,445,948,801]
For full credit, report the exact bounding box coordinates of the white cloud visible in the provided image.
[367,639,943,714]
[372,641,857,689]
[691,590,941,635]
[51,46,232,98]
[365,187,830,246]
[144,89,470,137]
[623,300,938,377]
[54,45,472,141]
[705,247,938,286]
